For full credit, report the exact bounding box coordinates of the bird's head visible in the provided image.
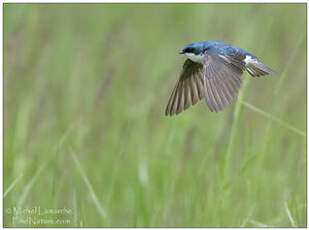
[179,43,205,55]
[179,43,205,64]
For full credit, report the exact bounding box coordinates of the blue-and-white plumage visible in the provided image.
[181,41,257,64]
[165,41,276,116]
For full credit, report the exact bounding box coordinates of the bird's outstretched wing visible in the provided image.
[203,48,245,112]
[165,59,205,116]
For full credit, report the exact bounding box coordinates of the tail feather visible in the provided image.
[246,61,276,77]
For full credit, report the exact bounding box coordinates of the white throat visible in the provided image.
[185,53,205,64]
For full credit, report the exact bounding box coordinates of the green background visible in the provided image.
[4,3,306,227]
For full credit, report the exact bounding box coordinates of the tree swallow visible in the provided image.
[165,41,276,116]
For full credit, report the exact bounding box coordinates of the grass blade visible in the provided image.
[249,219,273,227]
[275,36,305,94]
[223,79,249,182]
[17,163,46,207]
[285,202,297,227]
[240,101,305,137]
[4,174,23,198]
[71,152,107,221]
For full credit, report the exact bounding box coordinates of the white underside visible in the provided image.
[185,53,205,64]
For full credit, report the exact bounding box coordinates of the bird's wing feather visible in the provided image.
[203,48,244,112]
[246,60,276,77]
[165,59,205,116]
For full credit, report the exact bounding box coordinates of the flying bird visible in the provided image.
[165,41,276,116]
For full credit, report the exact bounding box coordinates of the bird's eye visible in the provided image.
[185,48,193,53]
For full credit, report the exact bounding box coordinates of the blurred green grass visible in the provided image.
[4,3,306,227]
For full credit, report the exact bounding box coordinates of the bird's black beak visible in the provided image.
[179,50,184,54]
